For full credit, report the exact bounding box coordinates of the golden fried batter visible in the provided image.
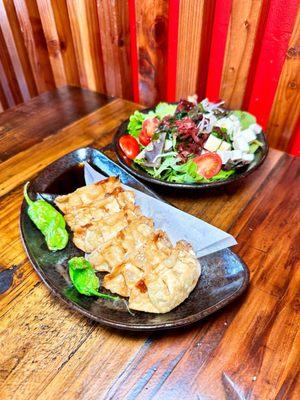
[55,177,201,313]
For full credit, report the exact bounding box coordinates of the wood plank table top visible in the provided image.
[0,86,299,400]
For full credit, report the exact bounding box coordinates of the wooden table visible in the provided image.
[0,87,299,400]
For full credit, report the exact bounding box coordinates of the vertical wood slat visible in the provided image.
[128,0,139,102]
[0,0,30,101]
[205,0,232,102]
[175,0,205,100]
[2,0,37,98]
[220,0,265,109]
[166,0,179,101]
[135,0,169,106]
[0,26,23,104]
[0,58,15,107]
[289,117,300,156]
[36,0,67,87]
[66,0,106,93]
[97,0,132,99]
[196,0,216,98]
[50,0,80,87]
[267,9,300,152]
[13,0,55,93]
[247,0,299,129]
[0,79,9,109]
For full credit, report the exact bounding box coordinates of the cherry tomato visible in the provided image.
[139,131,151,146]
[119,135,140,160]
[142,117,159,137]
[194,153,222,179]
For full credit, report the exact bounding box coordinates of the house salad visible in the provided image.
[118,97,264,183]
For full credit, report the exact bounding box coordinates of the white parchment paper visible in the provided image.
[84,163,237,258]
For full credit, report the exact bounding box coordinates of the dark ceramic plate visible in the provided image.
[113,106,268,189]
[20,147,249,331]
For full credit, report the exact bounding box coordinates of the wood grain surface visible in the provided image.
[97,0,132,99]
[220,0,265,109]
[0,87,299,400]
[135,0,169,105]
[175,0,205,99]
[267,9,300,152]
[2,0,38,98]
[66,0,106,93]
[13,0,55,93]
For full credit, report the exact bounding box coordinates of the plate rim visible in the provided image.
[20,147,250,331]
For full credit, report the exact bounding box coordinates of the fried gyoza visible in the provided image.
[55,177,201,313]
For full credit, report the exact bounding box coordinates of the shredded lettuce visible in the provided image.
[232,111,256,130]
[155,103,177,119]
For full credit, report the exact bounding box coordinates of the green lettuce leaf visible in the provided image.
[232,110,256,130]
[127,111,146,137]
[203,169,235,182]
[249,139,263,154]
[155,103,177,119]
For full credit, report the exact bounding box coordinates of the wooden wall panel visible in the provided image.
[206,0,232,103]
[36,0,67,87]
[0,0,299,153]
[0,26,23,104]
[0,0,30,101]
[50,0,80,87]
[2,0,37,97]
[176,0,216,100]
[247,0,299,129]
[66,0,105,93]
[176,0,205,99]
[135,0,169,106]
[0,79,9,109]
[220,0,265,109]
[267,9,300,152]
[0,57,14,106]
[97,0,132,99]
[13,0,55,92]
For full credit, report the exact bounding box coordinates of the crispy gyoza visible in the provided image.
[56,177,201,314]
[55,177,121,214]
[86,216,154,272]
[103,237,200,313]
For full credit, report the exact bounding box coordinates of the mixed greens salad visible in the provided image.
[118,97,263,184]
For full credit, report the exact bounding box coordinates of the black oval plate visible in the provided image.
[20,147,249,331]
[113,106,269,189]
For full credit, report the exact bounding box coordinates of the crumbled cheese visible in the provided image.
[241,128,257,143]
[204,134,223,152]
[242,153,254,163]
[217,150,231,164]
[233,136,249,152]
[219,141,232,151]
[230,150,243,160]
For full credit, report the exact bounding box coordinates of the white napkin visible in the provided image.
[84,163,237,257]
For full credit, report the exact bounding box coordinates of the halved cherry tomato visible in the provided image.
[139,131,151,146]
[119,135,140,160]
[142,117,159,138]
[194,153,222,179]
